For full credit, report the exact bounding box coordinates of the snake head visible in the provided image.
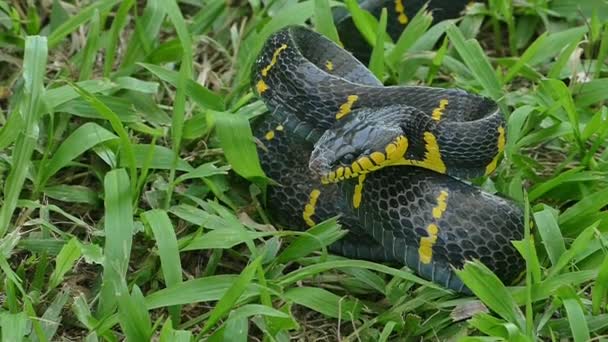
[309,108,407,183]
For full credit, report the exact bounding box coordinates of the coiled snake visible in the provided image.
[251,1,524,294]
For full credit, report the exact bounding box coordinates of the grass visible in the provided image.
[0,0,608,340]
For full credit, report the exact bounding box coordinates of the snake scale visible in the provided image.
[251,0,524,293]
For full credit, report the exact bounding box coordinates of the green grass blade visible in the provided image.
[78,9,101,81]
[275,217,345,263]
[48,238,81,290]
[200,254,264,335]
[34,290,70,341]
[117,284,153,341]
[103,0,134,77]
[145,275,259,309]
[284,286,362,320]
[533,205,566,266]
[71,84,137,194]
[446,24,503,107]
[142,209,183,324]
[0,105,24,150]
[313,0,340,44]
[547,221,598,278]
[37,122,118,189]
[344,0,377,45]
[0,312,28,341]
[0,35,47,238]
[387,5,433,69]
[557,286,591,342]
[455,261,526,331]
[48,0,121,48]
[211,111,267,186]
[139,63,224,111]
[592,255,608,315]
[98,169,134,316]
[369,8,387,79]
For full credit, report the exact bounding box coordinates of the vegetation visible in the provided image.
[0,0,607,340]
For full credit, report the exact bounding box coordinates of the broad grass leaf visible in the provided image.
[98,169,134,315]
[117,284,153,342]
[275,217,346,263]
[313,0,340,44]
[200,255,264,334]
[210,112,267,186]
[369,8,387,79]
[139,63,224,111]
[0,312,28,342]
[388,6,433,69]
[455,261,526,331]
[592,255,608,315]
[557,286,591,342]
[38,122,118,187]
[119,144,193,171]
[174,162,231,184]
[142,209,183,323]
[284,286,362,320]
[34,290,70,342]
[533,205,566,266]
[278,259,438,290]
[0,35,47,237]
[48,0,121,48]
[446,24,503,106]
[145,275,260,309]
[180,229,271,251]
[49,238,81,290]
[43,185,100,205]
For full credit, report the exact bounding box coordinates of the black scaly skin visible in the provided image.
[252,9,525,293]
[253,26,505,179]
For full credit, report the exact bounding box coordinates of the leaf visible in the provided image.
[142,209,183,323]
[211,112,267,186]
[38,122,118,187]
[369,8,387,79]
[344,0,377,45]
[181,229,270,251]
[0,35,47,238]
[275,217,346,263]
[533,205,566,266]
[145,275,260,309]
[139,63,224,111]
[313,0,340,44]
[0,312,28,341]
[43,185,100,205]
[200,255,263,334]
[49,238,82,290]
[446,24,503,105]
[547,221,598,278]
[119,144,193,171]
[284,286,362,320]
[34,290,70,342]
[592,255,608,315]
[174,162,231,184]
[557,286,591,342]
[455,261,526,331]
[48,0,121,48]
[98,169,134,315]
[117,284,153,341]
[388,5,433,68]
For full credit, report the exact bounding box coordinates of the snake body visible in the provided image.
[252,2,524,293]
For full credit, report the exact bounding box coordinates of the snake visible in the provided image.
[250,1,524,294]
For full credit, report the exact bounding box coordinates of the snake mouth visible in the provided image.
[308,148,334,178]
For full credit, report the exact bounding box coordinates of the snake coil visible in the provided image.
[252,5,524,294]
